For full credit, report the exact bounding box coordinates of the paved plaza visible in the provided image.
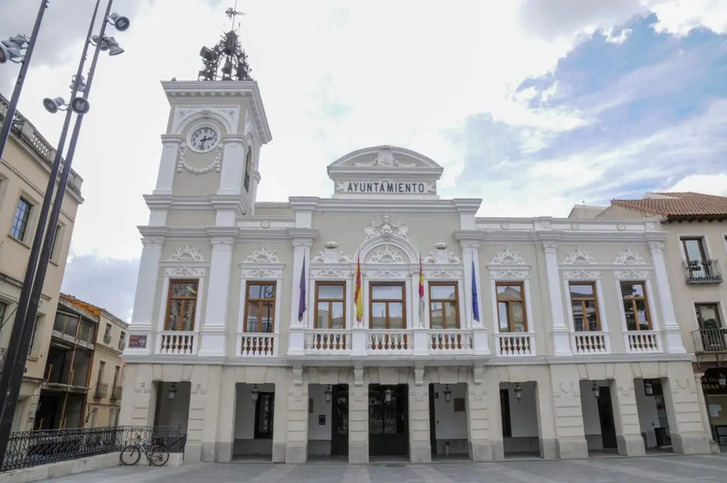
[43,454,727,483]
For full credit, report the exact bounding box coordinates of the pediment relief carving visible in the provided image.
[244,247,279,264]
[614,249,645,265]
[562,248,597,265]
[168,246,204,262]
[364,215,409,241]
[423,247,460,264]
[490,249,525,265]
[368,245,406,264]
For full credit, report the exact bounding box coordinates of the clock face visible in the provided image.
[189,126,219,152]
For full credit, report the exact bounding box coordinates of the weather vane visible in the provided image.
[197,2,252,81]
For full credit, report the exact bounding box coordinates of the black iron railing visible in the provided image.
[1,425,186,472]
[693,328,727,353]
[682,259,722,284]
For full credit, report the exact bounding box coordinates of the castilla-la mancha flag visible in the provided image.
[355,255,363,322]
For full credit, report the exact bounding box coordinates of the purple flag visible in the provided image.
[472,261,480,322]
[298,258,306,322]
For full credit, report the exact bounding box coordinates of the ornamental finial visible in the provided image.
[198,2,252,81]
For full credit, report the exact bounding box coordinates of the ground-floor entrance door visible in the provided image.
[331,384,349,456]
[597,386,617,449]
[369,384,408,456]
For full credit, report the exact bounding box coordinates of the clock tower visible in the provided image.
[128,13,271,358]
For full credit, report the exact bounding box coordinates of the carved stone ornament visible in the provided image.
[424,269,463,280]
[241,268,283,279]
[244,247,279,263]
[614,249,645,265]
[562,248,597,265]
[165,266,205,277]
[176,142,224,175]
[489,269,529,280]
[168,246,204,261]
[369,269,408,279]
[423,247,461,264]
[561,269,601,280]
[363,215,409,240]
[311,268,351,279]
[614,269,649,280]
[172,105,239,133]
[353,146,416,168]
[369,245,405,263]
[312,247,351,264]
[490,249,525,265]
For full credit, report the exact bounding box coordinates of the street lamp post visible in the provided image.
[0,0,129,463]
[0,0,48,160]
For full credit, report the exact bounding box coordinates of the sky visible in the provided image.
[1,0,726,320]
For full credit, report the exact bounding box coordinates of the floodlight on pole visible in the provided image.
[108,13,130,31]
[91,35,125,56]
[42,96,67,113]
[0,35,28,64]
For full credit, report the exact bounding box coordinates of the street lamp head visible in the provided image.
[42,97,67,114]
[69,75,86,93]
[108,13,130,32]
[91,35,125,56]
[200,46,215,61]
[70,97,90,114]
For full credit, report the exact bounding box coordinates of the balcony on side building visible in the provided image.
[95,383,109,398]
[682,259,722,284]
[693,328,727,354]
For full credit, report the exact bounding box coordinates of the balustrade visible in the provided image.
[625,330,661,353]
[571,332,610,354]
[304,329,350,354]
[239,332,277,356]
[496,332,535,356]
[368,330,410,353]
[429,330,473,353]
[157,331,196,355]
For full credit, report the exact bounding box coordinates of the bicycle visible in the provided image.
[119,433,170,466]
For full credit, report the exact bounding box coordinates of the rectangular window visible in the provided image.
[429,282,459,329]
[10,197,32,241]
[496,282,527,332]
[500,388,511,438]
[314,282,345,329]
[369,282,406,329]
[695,303,722,329]
[164,280,198,331]
[96,360,105,388]
[681,237,708,278]
[0,302,7,326]
[118,330,125,350]
[244,282,276,332]
[569,282,600,331]
[112,365,120,388]
[49,224,62,260]
[103,323,112,343]
[29,316,40,354]
[621,281,652,331]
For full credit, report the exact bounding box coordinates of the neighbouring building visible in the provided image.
[0,94,84,431]
[119,27,714,464]
[575,192,727,448]
[35,294,128,429]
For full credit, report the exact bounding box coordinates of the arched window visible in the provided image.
[244,149,252,191]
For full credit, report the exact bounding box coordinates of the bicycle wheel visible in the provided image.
[120,445,141,465]
[149,445,170,466]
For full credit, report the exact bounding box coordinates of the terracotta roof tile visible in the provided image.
[611,192,727,219]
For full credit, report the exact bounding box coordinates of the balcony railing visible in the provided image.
[103,333,112,344]
[94,383,108,398]
[571,332,610,354]
[239,332,277,356]
[157,331,197,355]
[111,385,122,400]
[305,329,349,354]
[368,330,410,354]
[496,332,535,356]
[692,328,727,353]
[682,259,722,284]
[429,329,473,353]
[625,330,661,353]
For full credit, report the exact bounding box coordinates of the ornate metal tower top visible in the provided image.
[198,4,252,81]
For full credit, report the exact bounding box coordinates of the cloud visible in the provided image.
[61,254,139,321]
[648,0,727,36]
[665,174,727,196]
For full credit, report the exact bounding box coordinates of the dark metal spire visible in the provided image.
[198,3,252,81]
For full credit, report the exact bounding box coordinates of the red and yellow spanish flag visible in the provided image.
[418,255,424,298]
[355,255,363,322]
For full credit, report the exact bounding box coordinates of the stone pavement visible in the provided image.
[43,454,727,483]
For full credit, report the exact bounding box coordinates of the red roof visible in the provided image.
[611,192,727,220]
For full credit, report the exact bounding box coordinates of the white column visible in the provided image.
[648,240,686,353]
[288,239,311,355]
[198,237,234,357]
[153,135,181,195]
[128,237,163,354]
[543,241,571,355]
[460,240,489,355]
[217,134,246,196]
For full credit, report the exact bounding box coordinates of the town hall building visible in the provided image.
[119,23,714,464]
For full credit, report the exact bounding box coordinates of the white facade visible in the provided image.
[120,80,713,464]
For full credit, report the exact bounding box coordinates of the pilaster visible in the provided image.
[408,379,432,463]
[349,376,369,463]
[611,367,646,456]
[660,369,711,454]
[285,371,309,463]
[549,366,588,458]
[217,134,246,196]
[199,237,234,357]
[154,135,181,195]
[127,237,163,355]
[542,240,571,356]
[648,239,686,354]
[466,369,493,461]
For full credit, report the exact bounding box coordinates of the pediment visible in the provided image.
[327,146,443,198]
